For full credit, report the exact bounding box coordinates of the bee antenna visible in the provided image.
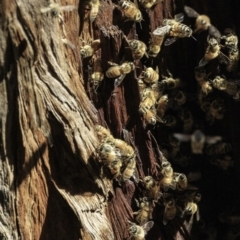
[191,35,197,41]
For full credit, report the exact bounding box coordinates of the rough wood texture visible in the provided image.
[1,0,240,239]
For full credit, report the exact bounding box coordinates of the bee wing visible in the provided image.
[163,208,169,225]
[164,37,178,46]
[208,25,221,39]
[218,52,230,65]
[132,169,140,183]
[205,136,222,144]
[114,74,126,87]
[174,13,184,22]
[198,57,209,67]
[142,221,154,233]
[173,133,191,142]
[40,7,52,13]
[153,26,171,36]
[108,61,118,66]
[59,5,76,12]
[184,6,199,18]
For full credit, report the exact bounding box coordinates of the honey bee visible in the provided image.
[199,37,230,67]
[183,201,198,216]
[163,198,177,225]
[40,3,76,21]
[139,106,157,125]
[178,108,194,133]
[205,142,232,155]
[207,98,226,121]
[139,90,156,110]
[210,155,234,170]
[194,67,212,95]
[139,0,162,9]
[134,197,153,225]
[138,79,148,96]
[106,61,135,87]
[114,138,136,162]
[172,90,186,107]
[173,129,222,154]
[80,39,101,59]
[91,58,104,91]
[160,161,176,190]
[156,95,168,120]
[119,0,143,23]
[148,33,165,57]
[153,13,193,46]
[140,67,159,84]
[159,73,182,91]
[143,176,162,201]
[128,220,154,240]
[98,142,120,165]
[184,6,221,39]
[128,40,148,60]
[173,173,187,191]
[221,29,239,73]
[107,158,123,178]
[121,158,139,183]
[95,125,113,142]
[211,76,239,98]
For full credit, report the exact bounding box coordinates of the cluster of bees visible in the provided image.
[40,1,239,239]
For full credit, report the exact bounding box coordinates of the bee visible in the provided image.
[205,142,232,155]
[159,73,182,91]
[134,197,153,225]
[143,176,162,201]
[139,0,162,9]
[163,198,177,225]
[80,39,101,59]
[153,13,193,46]
[210,155,234,170]
[156,94,168,120]
[140,67,159,84]
[138,79,148,96]
[119,0,143,23]
[139,90,156,110]
[183,201,198,216]
[148,33,165,57]
[184,6,221,39]
[40,3,76,21]
[172,90,186,106]
[114,138,136,162]
[221,29,239,73]
[207,98,226,121]
[178,108,194,133]
[108,158,123,178]
[211,76,239,98]
[106,61,135,87]
[221,28,238,49]
[194,67,213,95]
[95,125,113,142]
[87,0,100,22]
[139,107,157,125]
[173,129,222,154]
[128,40,148,60]
[160,161,176,190]
[91,58,104,91]
[128,220,154,240]
[98,142,120,165]
[199,37,230,67]
[121,158,139,183]
[173,173,187,191]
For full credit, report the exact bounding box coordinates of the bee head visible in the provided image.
[129,40,139,50]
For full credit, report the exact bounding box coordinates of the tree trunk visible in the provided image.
[1,0,240,239]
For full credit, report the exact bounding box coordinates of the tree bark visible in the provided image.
[1,0,240,239]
